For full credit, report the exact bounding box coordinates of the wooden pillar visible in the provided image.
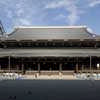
[97,63,100,74]
[21,57,25,74]
[76,57,79,73]
[82,64,84,73]
[95,42,97,48]
[38,63,40,73]
[16,65,19,73]
[8,56,11,72]
[59,63,62,76]
[76,64,78,73]
[22,64,24,74]
[59,63,62,72]
[0,65,1,70]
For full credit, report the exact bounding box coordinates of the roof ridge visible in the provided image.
[14,26,87,29]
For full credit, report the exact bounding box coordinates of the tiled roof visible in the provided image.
[7,26,95,40]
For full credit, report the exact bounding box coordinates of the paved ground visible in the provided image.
[0,80,100,100]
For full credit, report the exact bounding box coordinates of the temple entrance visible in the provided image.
[62,63,76,70]
[40,62,59,71]
[0,56,100,74]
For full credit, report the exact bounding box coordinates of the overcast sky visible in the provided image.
[0,0,100,35]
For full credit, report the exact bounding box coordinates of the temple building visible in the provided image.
[0,26,100,75]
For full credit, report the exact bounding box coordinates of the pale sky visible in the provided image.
[0,0,100,35]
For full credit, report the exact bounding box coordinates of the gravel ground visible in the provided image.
[0,80,100,100]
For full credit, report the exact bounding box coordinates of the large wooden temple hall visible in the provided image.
[0,26,100,75]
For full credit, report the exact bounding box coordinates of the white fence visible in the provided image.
[0,73,25,80]
[74,73,100,80]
